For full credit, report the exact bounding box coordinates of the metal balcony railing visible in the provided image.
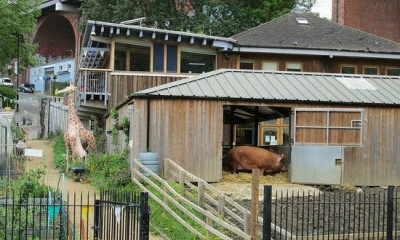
[78,69,109,106]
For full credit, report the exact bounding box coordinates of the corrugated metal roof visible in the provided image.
[132,69,400,105]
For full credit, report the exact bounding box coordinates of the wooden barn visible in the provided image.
[127,69,400,186]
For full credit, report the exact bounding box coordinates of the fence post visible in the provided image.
[263,185,272,240]
[387,185,394,240]
[250,169,260,240]
[198,181,204,207]
[140,192,150,240]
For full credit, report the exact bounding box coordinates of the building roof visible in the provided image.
[80,20,236,68]
[132,69,400,106]
[231,12,400,55]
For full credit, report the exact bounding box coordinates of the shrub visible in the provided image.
[0,85,16,108]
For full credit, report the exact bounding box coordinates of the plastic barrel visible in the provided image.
[139,152,160,176]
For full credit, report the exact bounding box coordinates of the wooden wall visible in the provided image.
[130,97,400,185]
[344,107,400,186]
[237,53,400,74]
[132,99,223,182]
[108,74,188,110]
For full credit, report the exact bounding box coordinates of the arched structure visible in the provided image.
[33,12,80,62]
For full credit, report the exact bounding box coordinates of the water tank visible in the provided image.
[139,151,160,176]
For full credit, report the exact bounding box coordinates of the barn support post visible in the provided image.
[387,185,394,240]
[252,106,259,146]
[230,106,235,148]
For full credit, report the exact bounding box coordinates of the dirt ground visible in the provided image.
[25,140,163,240]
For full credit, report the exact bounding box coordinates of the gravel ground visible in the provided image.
[235,186,400,239]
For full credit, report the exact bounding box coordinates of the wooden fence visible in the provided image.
[131,158,252,239]
[49,98,68,136]
[163,158,292,239]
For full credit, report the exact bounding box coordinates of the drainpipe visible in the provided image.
[146,99,150,152]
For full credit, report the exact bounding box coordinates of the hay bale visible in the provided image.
[222,171,289,184]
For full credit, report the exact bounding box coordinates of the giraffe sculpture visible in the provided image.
[58,82,98,168]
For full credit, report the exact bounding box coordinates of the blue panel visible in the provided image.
[153,43,164,72]
[167,45,177,72]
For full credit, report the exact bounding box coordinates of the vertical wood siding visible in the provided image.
[344,107,400,186]
[132,99,223,182]
[108,74,187,110]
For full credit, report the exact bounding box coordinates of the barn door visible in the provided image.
[291,146,343,185]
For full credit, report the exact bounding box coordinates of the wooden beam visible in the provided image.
[109,38,116,71]
[250,169,259,239]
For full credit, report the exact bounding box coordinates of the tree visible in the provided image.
[0,0,41,75]
[80,0,315,37]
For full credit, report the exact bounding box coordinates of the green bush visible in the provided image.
[11,169,48,199]
[52,132,67,171]
[87,151,131,188]
[0,85,16,108]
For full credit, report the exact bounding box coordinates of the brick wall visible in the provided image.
[332,0,400,43]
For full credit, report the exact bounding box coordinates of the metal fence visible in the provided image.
[0,190,149,240]
[263,186,399,240]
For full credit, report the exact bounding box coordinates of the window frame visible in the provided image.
[180,45,217,74]
[285,62,302,72]
[262,60,279,71]
[239,59,255,70]
[386,66,400,76]
[340,64,357,74]
[363,65,379,75]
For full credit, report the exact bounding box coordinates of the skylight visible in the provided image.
[296,18,309,25]
[336,77,377,90]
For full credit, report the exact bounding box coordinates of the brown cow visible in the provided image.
[227,146,286,175]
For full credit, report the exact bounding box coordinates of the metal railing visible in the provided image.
[0,190,149,240]
[263,186,400,239]
[78,69,109,106]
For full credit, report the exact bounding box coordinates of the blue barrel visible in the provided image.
[139,152,160,176]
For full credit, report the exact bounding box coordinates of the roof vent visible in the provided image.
[336,77,377,90]
[296,18,309,25]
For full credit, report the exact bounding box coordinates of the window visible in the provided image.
[341,65,356,74]
[167,45,178,72]
[260,118,289,146]
[240,61,254,70]
[286,62,301,72]
[262,61,279,71]
[153,43,164,72]
[67,64,72,71]
[363,66,378,75]
[59,66,63,71]
[114,46,127,71]
[130,45,151,71]
[181,51,215,74]
[386,67,400,76]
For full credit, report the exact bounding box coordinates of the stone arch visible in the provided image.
[33,12,79,62]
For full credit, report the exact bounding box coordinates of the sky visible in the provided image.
[311,0,332,19]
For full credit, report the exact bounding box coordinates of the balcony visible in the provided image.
[78,69,194,113]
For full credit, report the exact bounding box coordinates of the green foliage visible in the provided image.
[0,0,41,71]
[0,85,16,108]
[110,107,119,120]
[11,169,48,199]
[87,151,131,188]
[80,0,315,37]
[52,132,67,171]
